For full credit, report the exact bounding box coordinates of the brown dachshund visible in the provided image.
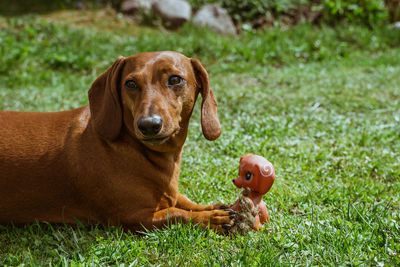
[0,51,235,233]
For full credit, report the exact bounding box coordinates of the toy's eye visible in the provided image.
[245,172,253,181]
[125,80,139,90]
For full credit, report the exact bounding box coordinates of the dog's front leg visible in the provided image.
[128,207,235,233]
[176,193,229,211]
[154,207,235,233]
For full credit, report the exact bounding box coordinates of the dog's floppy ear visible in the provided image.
[88,56,126,140]
[191,58,221,141]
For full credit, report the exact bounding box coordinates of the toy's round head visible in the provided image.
[233,154,275,194]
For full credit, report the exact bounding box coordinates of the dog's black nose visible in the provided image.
[137,115,163,136]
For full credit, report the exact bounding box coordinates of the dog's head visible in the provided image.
[88,51,221,151]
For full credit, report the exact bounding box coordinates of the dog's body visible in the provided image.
[0,51,234,232]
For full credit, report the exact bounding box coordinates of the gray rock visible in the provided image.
[393,21,400,29]
[152,0,191,29]
[193,4,236,35]
[120,0,154,15]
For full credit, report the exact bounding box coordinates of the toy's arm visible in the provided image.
[258,201,269,223]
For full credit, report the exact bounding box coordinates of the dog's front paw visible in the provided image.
[205,203,231,211]
[192,209,237,234]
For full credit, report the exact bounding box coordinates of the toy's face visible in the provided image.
[233,154,275,194]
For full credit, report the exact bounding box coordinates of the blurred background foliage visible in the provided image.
[0,0,399,27]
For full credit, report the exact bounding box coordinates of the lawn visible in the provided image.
[0,10,399,265]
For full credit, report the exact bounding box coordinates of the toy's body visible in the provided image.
[231,154,275,231]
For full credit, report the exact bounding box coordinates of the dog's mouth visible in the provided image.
[141,136,170,145]
[139,127,181,146]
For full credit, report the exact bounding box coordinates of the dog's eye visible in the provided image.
[125,80,139,90]
[167,75,184,87]
[245,172,253,181]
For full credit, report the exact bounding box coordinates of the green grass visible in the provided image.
[0,12,399,265]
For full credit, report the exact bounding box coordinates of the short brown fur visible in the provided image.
[0,51,232,232]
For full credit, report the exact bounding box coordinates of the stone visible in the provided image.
[193,4,236,35]
[120,0,154,15]
[152,0,191,29]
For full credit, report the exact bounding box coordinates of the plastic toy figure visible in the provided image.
[230,154,275,232]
